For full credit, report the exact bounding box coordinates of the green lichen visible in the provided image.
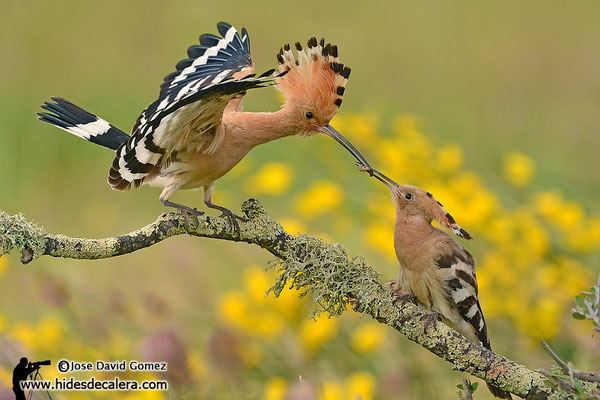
[268,233,383,319]
[0,211,46,259]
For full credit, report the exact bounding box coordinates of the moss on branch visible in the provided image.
[0,200,574,399]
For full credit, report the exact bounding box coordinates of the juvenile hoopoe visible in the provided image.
[360,166,512,399]
[38,22,370,230]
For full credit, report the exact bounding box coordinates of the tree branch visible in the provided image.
[0,199,579,399]
[541,340,600,383]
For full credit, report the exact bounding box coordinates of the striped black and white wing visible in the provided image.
[109,21,275,190]
[436,247,491,349]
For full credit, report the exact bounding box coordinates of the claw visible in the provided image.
[393,292,417,306]
[420,311,441,333]
[186,208,203,228]
[205,202,247,236]
[161,200,204,230]
[219,209,245,235]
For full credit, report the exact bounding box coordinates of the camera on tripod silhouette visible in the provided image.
[28,360,51,369]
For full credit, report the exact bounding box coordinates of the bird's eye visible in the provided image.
[405,193,413,200]
[305,111,313,119]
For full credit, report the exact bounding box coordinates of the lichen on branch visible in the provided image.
[0,199,577,399]
[268,234,383,319]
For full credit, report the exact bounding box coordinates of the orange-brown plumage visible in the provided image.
[361,167,511,399]
[276,38,350,134]
[39,23,370,232]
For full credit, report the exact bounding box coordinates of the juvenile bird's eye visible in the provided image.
[405,193,413,200]
[305,111,313,119]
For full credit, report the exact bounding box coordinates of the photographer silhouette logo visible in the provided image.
[12,357,52,400]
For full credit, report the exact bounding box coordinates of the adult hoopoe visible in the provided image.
[359,165,512,399]
[38,22,370,230]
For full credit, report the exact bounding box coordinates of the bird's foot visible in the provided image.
[180,207,204,230]
[218,208,248,236]
[162,200,204,229]
[420,311,441,333]
[392,291,417,306]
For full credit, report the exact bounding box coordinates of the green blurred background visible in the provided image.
[1,1,599,399]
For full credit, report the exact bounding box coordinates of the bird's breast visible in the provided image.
[164,138,252,190]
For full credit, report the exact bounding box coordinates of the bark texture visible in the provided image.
[0,200,575,399]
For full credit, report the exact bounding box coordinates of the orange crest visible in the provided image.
[276,38,350,123]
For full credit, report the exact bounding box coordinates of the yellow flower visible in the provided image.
[252,311,284,338]
[394,124,433,166]
[533,191,563,218]
[0,314,4,332]
[345,371,376,400]
[341,113,380,148]
[0,367,12,387]
[245,162,293,196]
[393,114,422,136]
[567,218,600,252]
[36,316,64,351]
[300,315,338,353]
[320,381,344,400]
[365,224,395,260]
[187,350,207,381]
[514,210,550,260]
[270,285,304,323]
[294,181,344,218]
[108,333,130,359]
[0,256,8,276]
[219,290,249,327]
[555,201,584,232]
[350,323,387,354]
[10,321,36,350]
[378,139,409,178]
[484,215,515,245]
[555,257,592,298]
[436,143,463,173]
[527,298,561,339]
[503,152,536,186]
[244,267,271,304]
[122,391,166,400]
[263,377,288,400]
[278,217,307,235]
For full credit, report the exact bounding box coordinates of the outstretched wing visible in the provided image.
[109,22,275,190]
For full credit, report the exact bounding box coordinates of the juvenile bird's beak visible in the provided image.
[317,124,371,168]
[369,168,400,193]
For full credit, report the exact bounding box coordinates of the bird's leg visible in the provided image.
[161,199,204,229]
[420,311,442,333]
[203,182,247,235]
[159,184,203,229]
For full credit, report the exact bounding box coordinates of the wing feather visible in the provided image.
[436,247,491,349]
[109,22,274,191]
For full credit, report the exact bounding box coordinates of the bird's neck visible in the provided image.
[224,108,297,148]
[394,212,434,259]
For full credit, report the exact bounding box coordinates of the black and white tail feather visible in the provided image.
[38,97,129,151]
[38,22,279,190]
[437,248,512,399]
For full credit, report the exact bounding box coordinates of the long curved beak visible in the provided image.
[368,168,400,192]
[317,124,371,168]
